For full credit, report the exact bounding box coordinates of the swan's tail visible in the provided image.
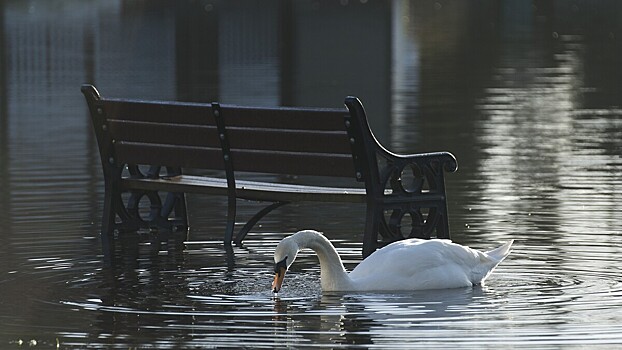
[486,240,514,262]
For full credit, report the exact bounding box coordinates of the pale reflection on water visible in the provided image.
[1,0,622,348]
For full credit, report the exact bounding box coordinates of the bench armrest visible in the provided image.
[344,96,456,250]
[374,147,457,196]
[383,150,458,172]
[344,96,457,195]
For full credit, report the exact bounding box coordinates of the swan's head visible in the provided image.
[272,235,300,293]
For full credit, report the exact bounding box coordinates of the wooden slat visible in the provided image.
[121,175,367,203]
[230,149,355,177]
[103,99,214,126]
[122,175,230,196]
[108,120,220,148]
[114,142,224,170]
[227,127,351,154]
[234,179,366,202]
[219,105,348,131]
[114,143,355,178]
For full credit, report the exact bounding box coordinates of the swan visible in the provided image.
[272,230,513,292]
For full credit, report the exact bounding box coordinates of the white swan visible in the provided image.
[272,230,513,292]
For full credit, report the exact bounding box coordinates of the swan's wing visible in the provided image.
[349,239,508,290]
[350,239,475,275]
[421,240,512,285]
[418,240,511,284]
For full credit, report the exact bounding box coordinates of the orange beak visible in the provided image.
[272,266,286,293]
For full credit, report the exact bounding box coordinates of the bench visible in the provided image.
[81,84,457,258]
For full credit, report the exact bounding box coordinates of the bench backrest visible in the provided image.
[82,85,359,179]
[82,85,223,174]
[214,104,354,178]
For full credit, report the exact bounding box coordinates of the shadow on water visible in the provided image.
[0,0,622,348]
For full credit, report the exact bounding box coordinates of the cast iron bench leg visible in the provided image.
[223,192,236,246]
[362,201,381,258]
[100,187,116,264]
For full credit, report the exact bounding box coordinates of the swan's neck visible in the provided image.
[295,231,353,291]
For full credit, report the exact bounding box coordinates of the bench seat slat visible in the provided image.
[122,175,368,203]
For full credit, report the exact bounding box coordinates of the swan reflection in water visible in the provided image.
[270,282,495,347]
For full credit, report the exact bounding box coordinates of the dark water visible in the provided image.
[1,0,622,348]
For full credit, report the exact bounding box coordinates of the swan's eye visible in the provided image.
[274,256,287,273]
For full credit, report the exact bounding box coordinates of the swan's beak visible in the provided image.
[272,257,288,293]
[272,266,286,293]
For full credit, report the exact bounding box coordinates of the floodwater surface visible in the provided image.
[1,1,622,348]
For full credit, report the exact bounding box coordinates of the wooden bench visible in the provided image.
[81,84,457,258]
